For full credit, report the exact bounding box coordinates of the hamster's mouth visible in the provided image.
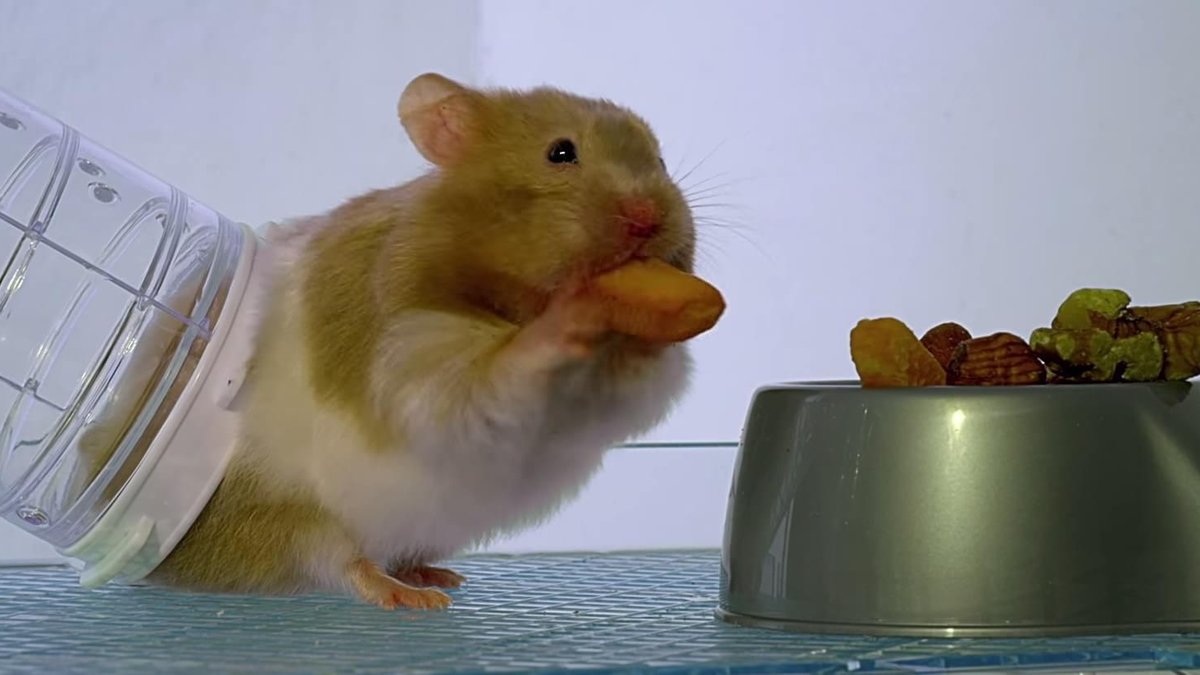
[589,240,681,277]
[592,251,643,276]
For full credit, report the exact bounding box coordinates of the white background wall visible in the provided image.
[477,0,1200,443]
[2,0,1199,562]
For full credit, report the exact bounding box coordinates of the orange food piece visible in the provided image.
[851,317,947,388]
[588,258,726,342]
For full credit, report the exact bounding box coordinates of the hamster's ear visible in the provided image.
[399,73,479,166]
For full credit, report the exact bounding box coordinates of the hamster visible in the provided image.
[78,73,706,610]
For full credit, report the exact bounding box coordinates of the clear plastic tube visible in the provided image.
[0,87,246,553]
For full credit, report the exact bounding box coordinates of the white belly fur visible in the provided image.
[235,218,692,567]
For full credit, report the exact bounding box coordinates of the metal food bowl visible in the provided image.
[716,380,1200,637]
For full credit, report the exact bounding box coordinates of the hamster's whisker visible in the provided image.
[680,171,732,192]
[694,216,770,261]
[669,148,693,180]
[681,181,731,202]
[694,214,759,239]
[683,187,736,205]
[693,214,752,232]
[683,187,729,203]
[689,238,725,270]
[671,139,727,187]
[671,158,700,186]
[688,203,741,212]
[682,176,750,200]
[685,194,749,222]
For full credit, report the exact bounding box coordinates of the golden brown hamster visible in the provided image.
[95,73,716,610]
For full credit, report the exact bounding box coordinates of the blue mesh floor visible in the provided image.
[3,550,1200,673]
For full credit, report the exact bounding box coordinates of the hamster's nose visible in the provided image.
[618,197,660,238]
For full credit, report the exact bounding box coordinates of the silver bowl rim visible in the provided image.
[754,379,1195,395]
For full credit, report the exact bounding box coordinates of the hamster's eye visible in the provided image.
[547,139,578,165]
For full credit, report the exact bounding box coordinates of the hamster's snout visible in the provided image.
[617,197,661,239]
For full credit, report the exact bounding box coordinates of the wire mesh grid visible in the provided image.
[3,550,1200,674]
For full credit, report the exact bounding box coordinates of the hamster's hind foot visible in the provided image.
[347,558,452,610]
[388,564,466,589]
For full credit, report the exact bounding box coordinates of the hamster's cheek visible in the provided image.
[526,209,608,268]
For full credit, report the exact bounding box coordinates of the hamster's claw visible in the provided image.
[389,565,467,589]
[348,559,453,610]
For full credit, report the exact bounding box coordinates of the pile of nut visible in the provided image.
[850,289,1200,388]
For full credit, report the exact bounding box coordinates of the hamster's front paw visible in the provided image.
[516,283,610,364]
[347,559,453,611]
